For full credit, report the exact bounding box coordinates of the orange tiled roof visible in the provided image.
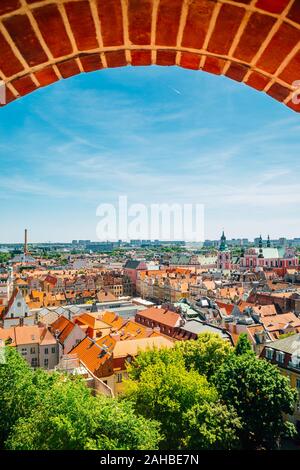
[137,307,181,328]
[71,335,115,375]
[113,336,174,358]
[215,301,235,316]
[252,304,277,317]
[75,312,111,331]
[50,316,75,344]
[0,325,56,346]
[261,312,300,328]
[0,327,16,346]
[97,290,117,302]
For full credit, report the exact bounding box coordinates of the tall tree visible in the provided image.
[175,333,233,379]
[1,348,160,450]
[213,354,297,449]
[182,401,241,450]
[0,347,56,446]
[125,360,240,449]
[234,333,253,356]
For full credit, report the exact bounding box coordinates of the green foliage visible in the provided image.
[126,345,182,381]
[279,332,296,340]
[6,379,160,451]
[1,332,298,451]
[126,333,298,450]
[125,350,241,450]
[234,333,253,356]
[0,347,55,444]
[84,398,161,450]
[213,354,298,449]
[175,333,233,378]
[1,348,160,450]
[0,252,11,264]
[127,333,233,382]
[182,401,241,450]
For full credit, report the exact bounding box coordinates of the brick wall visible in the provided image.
[0,0,299,111]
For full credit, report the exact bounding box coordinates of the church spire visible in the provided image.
[267,235,271,248]
[258,234,264,258]
[219,230,228,252]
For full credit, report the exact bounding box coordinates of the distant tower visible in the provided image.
[258,235,264,258]
[24,229,28,256]
[7,265,14,302]
[219,230,228,252]
[267,235,271,248]
[217,231,230,270]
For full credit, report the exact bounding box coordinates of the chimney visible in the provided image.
[24,229,28,255]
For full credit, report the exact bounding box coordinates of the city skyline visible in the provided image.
[1,230,300,246]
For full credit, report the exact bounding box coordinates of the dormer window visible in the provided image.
[265,348,273,360]
[276,351,285,364]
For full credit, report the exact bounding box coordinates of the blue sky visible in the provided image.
[0,65,299,243]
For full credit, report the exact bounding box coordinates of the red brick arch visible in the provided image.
[1,0,300,111]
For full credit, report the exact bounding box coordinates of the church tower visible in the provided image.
[24,228,28,256]
[258,235,264,258]
[267,235,271,248]
[6,265,14,304]
[219,231,228,252]
[217,231,231,270]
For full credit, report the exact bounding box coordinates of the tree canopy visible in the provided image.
[1,332,298,450]
[234,333,253,356]
[213,353,298,449]
[125,333,297,450]
[0,348,160,450]
[125,359,240,449]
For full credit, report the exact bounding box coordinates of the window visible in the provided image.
[116,373,122,383]
[31,358,38,367]
[296,378,300,390]
[21,348,27,356]
[51,347,56,354]
[265,348,273,360]
[44,348,48,355]
[44,358,49,367]
[276,351,285,364]
[30,347,36,354]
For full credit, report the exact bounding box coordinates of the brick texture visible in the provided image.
[156,0,182,47]
[0,0,299,112]
[65,1,98,51]
[97,0,124,47]
[128,0,153,45]
[208,4,245,56]
[3,13,48,66]
[33,4,73,58]
[0,1,21,16]
[182,0,215,50]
